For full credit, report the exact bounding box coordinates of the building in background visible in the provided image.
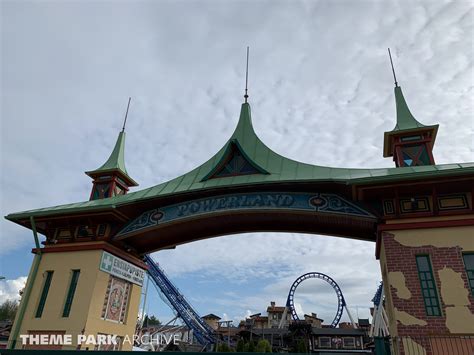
[201,314,221,331]
[267,301,291,328]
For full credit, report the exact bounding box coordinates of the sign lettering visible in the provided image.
[99,251,145,286]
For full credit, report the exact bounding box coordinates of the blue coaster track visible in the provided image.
[286,272,346,328]
[144,254,216,348]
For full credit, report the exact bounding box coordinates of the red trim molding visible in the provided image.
[32,241,148,269]
[377,218,474,233]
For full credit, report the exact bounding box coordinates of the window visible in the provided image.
[93,184,110,199]
[401,145,431,166]
[213,145,261,178]
[343,337,355,348]
[462,254,474,295]
[416,255,441,316]
[202,141,268,181]
[319,337,331,348]
[35,271,54,318]
[63,270,80,317]
[97,224,107,237]
[401,135,422,142]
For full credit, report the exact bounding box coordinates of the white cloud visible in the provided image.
[0,276,27,304]
[150,232,380,322]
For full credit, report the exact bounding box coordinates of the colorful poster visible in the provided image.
[103,276,131,323]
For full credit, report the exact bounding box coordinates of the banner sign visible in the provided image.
[117,192,375,238]
[99,251,145,286]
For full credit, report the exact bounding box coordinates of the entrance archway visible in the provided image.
[6,97,474,353]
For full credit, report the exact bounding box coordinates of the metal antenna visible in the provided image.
[388,48,398,87]
[244,46,249,103]
[122,97,131,132]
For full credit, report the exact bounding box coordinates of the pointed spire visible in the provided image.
[386,50,430,132]
[85,131,137,186]
[244,46,249,103]
[94,131,128,174]
[201,101,268,181]
[85,99,138,187]
[392,86,427,131]
[388,48,398,87]
[383,51,439,163]
[231,102,254,142]
[122,97,131,132]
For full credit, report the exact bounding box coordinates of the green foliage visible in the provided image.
[143,314,161,326]
[248,340,256,352]
[236,339,245,352]
[295,338,308,353]
[216,342,234,352]
[0,299,18,321]
[256,339,272,353]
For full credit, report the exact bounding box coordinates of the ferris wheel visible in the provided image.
[278,272,357,329]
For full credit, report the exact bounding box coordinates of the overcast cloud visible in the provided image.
[1,0,473,323]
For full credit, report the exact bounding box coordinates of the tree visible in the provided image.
[256,339,272,353]
[236,339,245,352]
[0,299,18,321]
[148,315,161,326]
[247,340,256,352]
[143,314,161,327]
[295,338,308,353]
[216,342,234,352]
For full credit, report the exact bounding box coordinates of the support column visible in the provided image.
[9,242,145,350]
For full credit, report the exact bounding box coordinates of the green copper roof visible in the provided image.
[6,102,474,221]
[390,86,437,132]
[383,86,439,157]
[85,131,138,186]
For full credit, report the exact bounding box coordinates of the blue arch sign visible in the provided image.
[116,192,375,238]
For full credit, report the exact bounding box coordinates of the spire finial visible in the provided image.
[122,97,132,132]
[388,48,398,87]
[244,46,249,103]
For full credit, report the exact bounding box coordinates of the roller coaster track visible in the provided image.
[144,254,215,348]
[279,272,356,329]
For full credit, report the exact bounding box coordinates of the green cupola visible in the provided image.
[383,85,439,167]
[86,130,138,200]
[85,99,138,200]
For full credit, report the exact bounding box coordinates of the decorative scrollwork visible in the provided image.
[309,193,371,216]
[119,209,163,236]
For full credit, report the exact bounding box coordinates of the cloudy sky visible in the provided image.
[1,0,473,325]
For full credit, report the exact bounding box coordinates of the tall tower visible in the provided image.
[383,85,439,167]
[86,99,138,200]
[7,102,145,351]
[383,50,439,167]
[85,130,138,200]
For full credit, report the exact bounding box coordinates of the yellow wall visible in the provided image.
[380,224,474,338]
[13,249,142,350]
[392,226,474,250]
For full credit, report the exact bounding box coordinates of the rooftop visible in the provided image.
[6,102,474,224]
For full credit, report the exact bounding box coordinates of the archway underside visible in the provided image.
[120,210,377,254]
[112,191,378,254]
